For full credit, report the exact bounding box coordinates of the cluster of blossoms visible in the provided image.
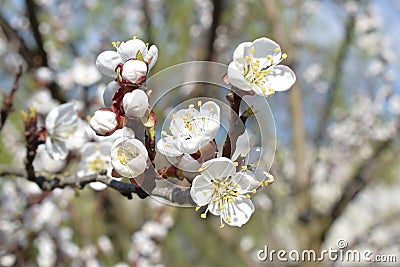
[24,36,294,228]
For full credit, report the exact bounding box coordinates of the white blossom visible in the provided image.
[123,89,149,118]
[227,37,296,96]
[77,142,118,191]
[111,137,148,178]
[27,88,59,115]
[157,101,220,157]
[190,157,258,227]
[71,58,101,86]
[45,103,78,160]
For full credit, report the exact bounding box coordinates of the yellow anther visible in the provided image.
[245,55,251,61]
[198,168,203,173]
[241,166,248,171]
[172,114,176,118]
[195,206,200,211]
[219,205,224,210]
[209,108,214,112]
[274,47,280,52]
[234,184,239,188]
[146,42,149,47]
[282,53,288,59]
[161,130,168,136]
[188,104,194,109]
[202,192,207,196]
[117,152,127,165]
[133,35,137,39]
[228,198,233,203]
[233,162,239,167]
[202,163,207,169]
[266,55,272,60]
[246,194,251,199]
[197,100,202,107]
[201,116,205,122]
[220,224,225,229]
[250,46,255,54]
[252,189,257,194]
[200,213,207,219]
[225,216,231,223]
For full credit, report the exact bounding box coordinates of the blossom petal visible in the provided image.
[232,41,252,66]
[208,200,221,216]
[252,37,281,63]
[199,101,220,139]
[145,45,158,70]
[227,62,251,91]
[223,195,254,227]
[127,156,147,178]
[156,136,182,157]
[89,182,107,191]
[96,51,121,77]
[177,136,203,154]
[45,137,68,160]
[231,172,258,193]
[201,157,235,182]
[268,65,296,92]
[190,175,213,206]
[103,81,120,108]
[117,39,147,62]
[45,103,77,135]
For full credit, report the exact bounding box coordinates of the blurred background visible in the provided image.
[0,0,400,266]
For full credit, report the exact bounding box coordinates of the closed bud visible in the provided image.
[89,109,120,136]
[121,60,147,84]
[123,90,149,118]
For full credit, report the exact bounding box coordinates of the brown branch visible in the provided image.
[222,89,242,157]
[1,66,23,131]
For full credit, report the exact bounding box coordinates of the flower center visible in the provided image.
[117,146,138,165]
[88,156,107,172]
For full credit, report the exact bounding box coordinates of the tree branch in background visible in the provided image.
[262,0,307,189]
[0,13,34,67]
[314,14,356,143]
[205,0,223,62]
[24,0,66,102]
[25,0,48,66]
[319,119,399,243]
[0,66,23,131]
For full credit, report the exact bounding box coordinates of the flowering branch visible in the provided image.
[0,66,22,132]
